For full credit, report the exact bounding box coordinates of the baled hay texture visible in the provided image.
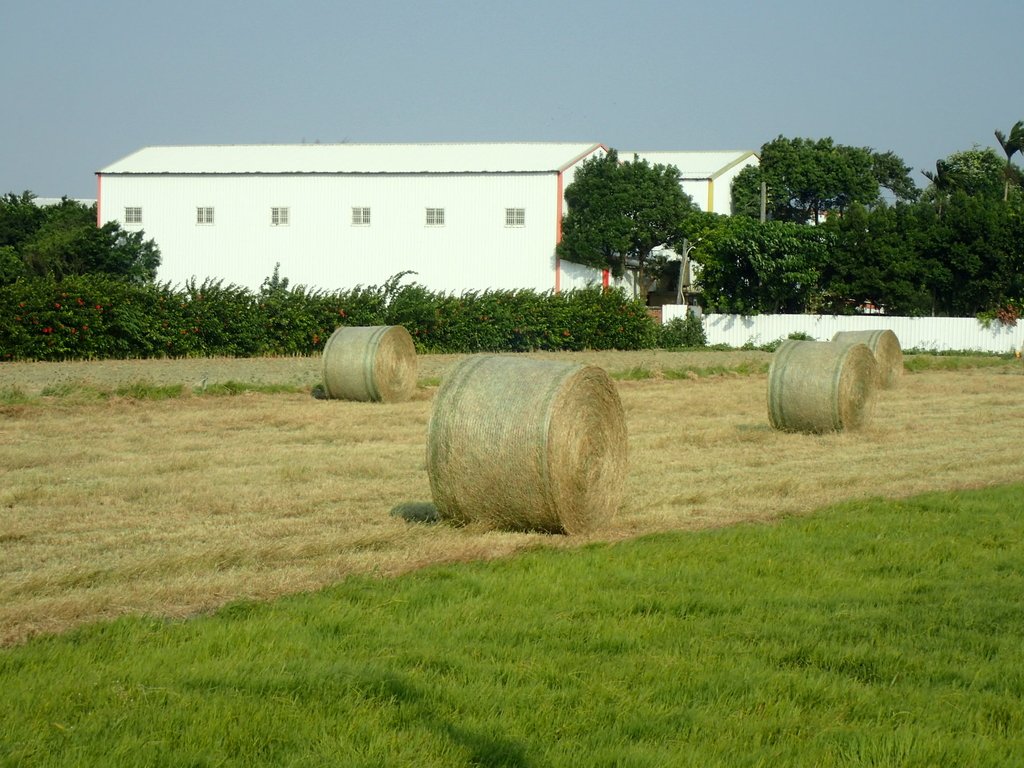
[426,355,628,535]
[832,329,903,389]
[767,340,879,433]
[321,325,417,402]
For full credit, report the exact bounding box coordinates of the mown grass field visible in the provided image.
[2,350,1023,765]
[2,351,1023,646]
[2,485,1023,766]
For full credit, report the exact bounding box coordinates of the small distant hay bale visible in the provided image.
[426,355,627,535]
[767,340,879,433]
[832,329,903,388]
[321,325,417,403]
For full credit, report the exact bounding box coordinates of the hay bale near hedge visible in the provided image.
[832,329,903,389]
[767,340,879,433]
[321,325,417,402]
[426,355,627,534]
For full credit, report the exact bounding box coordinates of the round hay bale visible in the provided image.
[321,325,417,402]
[767,340,879,433]
[426,355,627,535]
[832,329,903,388]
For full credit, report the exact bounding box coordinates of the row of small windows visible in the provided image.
[123,206,527,228]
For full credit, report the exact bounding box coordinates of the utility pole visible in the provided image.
[678,238,696,306]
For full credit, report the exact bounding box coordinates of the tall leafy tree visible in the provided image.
[731,136,917,223]
[0,194,161,285]
[559,151,631,277]
[921,147,1005,213]
[994,120,1024,201]
[921,160,954,216]
[938,193,1024,315]
[558,151,697,297]
[0,192,47,250]
[686,214,833,314]
[905,190,1024,316]
[872,151,921,203]
[729,165,763,219]
[820,202,932,316]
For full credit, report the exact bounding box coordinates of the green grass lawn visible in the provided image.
[3,485,1023,767]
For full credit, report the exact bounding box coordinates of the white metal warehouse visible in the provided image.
[96,142,611,294]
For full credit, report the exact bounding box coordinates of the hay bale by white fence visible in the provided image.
[832,329,903,389]
[767,340,879,433]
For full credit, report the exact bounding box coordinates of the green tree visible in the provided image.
[872,150,921,203]
[994,120,1024,201]
[0,246,24,283]
[936,193,1024,315]
[904,199,959,315]
[922,147,1005,203]
[0,194,160,285]
[0,191,47,250]
[820,202,932,316]
[558,151,630,276]
[921,160,954,217]
[558,150,697,298]
[687,214,833,314]
[729,164,763,219]
[731,137,917,223]
[904,191,1024,316]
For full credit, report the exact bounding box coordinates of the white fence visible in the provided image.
[660,305,1024,353]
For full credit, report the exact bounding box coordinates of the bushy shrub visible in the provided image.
[741,331,815,353]
[0,273,659,361]
[0,274,172,360]
[562,287,658,351]
[657,313,707,349]
[176,279,265,357]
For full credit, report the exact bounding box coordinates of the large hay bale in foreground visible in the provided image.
[768,340,879,433]
[321,325,417,402]
[426,355,627,534]
[832,329,903,388]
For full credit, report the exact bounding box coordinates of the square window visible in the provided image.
[425,207,445,226]
[352,207,371,226]
[505,207,525,227]
[196,207,214,225]
[271,207,289,226]
[124,207,142,225]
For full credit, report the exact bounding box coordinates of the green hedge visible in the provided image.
[0,275,659,361]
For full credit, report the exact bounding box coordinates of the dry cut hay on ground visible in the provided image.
[321,325,417,402]
[767,339,879,433]
[833,329,903,389]
[0,349,776,396]
[426,355,627,534]
[2,352,1024,646]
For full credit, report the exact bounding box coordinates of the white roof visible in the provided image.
[619,150,758,179]
[98,142,605,175]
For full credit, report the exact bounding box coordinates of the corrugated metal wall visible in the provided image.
[709,162,754,214]
[661,306,1024,353]
[100,171,606,294]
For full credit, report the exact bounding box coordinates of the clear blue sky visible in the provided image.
[4,0,1021,199]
